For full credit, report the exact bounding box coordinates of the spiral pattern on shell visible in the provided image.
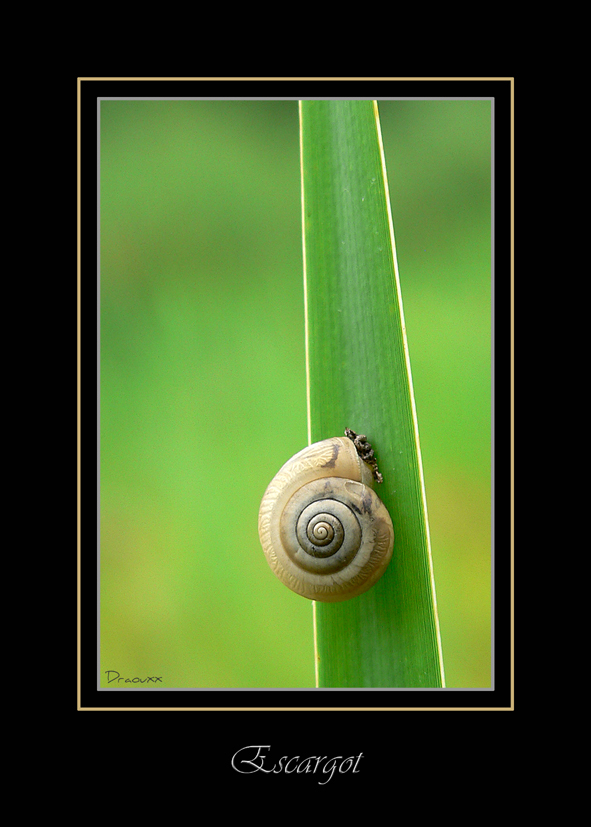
[258,437,394,602]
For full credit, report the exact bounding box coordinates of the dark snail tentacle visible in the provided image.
[344,428,384,483]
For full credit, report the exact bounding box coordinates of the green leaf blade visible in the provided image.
[300,100,445,688]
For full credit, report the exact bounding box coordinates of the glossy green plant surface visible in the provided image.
[300,101,445,687]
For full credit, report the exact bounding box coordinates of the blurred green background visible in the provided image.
[99,99,491,689]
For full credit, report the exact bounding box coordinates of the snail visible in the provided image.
[258,429,394,602]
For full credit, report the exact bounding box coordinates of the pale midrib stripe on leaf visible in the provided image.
[374,101,445,684]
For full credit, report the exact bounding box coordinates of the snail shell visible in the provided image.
[258,437,394,602]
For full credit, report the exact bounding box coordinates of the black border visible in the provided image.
[79,77,513,712]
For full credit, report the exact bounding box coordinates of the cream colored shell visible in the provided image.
[258,437,394,602]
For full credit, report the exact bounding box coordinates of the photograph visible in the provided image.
[78,78,512,711]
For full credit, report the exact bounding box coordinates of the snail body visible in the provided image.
[258,435,394,602]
